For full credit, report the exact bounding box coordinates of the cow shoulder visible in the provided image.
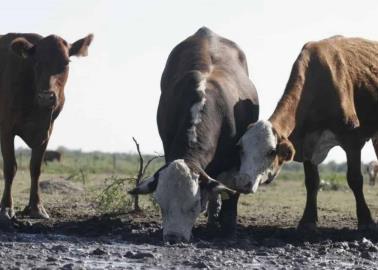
[158,70,208,155]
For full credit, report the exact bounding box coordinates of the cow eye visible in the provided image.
[267,149,276,157]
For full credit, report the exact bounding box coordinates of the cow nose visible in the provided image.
[163,233,186,244]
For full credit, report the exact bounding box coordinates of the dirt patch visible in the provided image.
[1,176,378,269]
[1,212,378,269]
[39,178,84,195]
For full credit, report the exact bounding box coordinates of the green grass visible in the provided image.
[0,148,376,222]
[14,149,165,176]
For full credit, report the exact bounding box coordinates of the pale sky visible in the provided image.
[1,0,378,162]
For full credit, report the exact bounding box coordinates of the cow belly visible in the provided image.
[303,130,339,165]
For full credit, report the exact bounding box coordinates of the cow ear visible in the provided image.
[277,138,295,162]
[69,34,94,57]
[247,122,256,130]
[11,37,35,59]
[198,170,236,195]
[204,179,236,194]
[128,176,158,195]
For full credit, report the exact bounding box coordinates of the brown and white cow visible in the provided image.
[238,36,378,231]
[130,27,259,242]
[0,33,93,222]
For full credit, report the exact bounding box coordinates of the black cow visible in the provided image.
[43,150,62,165]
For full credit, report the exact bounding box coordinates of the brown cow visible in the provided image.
[43,150,62,165]
[0,33,93,222]
[238,36,378,231]
[130,27,259,242]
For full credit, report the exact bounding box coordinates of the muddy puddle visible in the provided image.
[1,213,378,269]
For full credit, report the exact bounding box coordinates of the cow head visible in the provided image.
[236,120,295,193]
[129,159,234,243]
[10,34,93,109]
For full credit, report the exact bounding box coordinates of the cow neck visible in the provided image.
[268,48,312,140]
[34,107,54,135]
[268,92,299,139]
[167,149,211,171]
[268,74,314,145]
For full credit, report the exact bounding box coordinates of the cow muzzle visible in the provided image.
[233,174,256,193]
[36,91,57,108]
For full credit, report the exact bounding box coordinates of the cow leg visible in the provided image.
[207,193,221,230]
[345,147,375,230]
[372,172,377,186]
[0,134,17,222]
[298,161,320,232]
[23,143,49,219]
[218,193,239,237]
[368,175,374,186]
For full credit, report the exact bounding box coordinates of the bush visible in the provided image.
[97,175,134,213]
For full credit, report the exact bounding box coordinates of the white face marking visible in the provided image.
[237,120,278,193]
[153,159,202,242]
[49,75,59,92]
[187,78,207,144]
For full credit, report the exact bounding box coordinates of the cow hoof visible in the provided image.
[0,208,16,231]
[0,208,15,227]
[22,205,50,219]
[206,218,220,230]
[220,226,236,239]
[358,222,378,232]
[297,222,318,233]
[0,207,15,220]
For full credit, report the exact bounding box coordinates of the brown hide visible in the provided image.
[269,36,378,229]
[0,33,92,220]
[157,27,259,235]
[270,36,378,141]
[159,27,259,175]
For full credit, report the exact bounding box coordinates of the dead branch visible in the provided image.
[132,137,143,211]
[142,155,163,177]
[130,137,164,212]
